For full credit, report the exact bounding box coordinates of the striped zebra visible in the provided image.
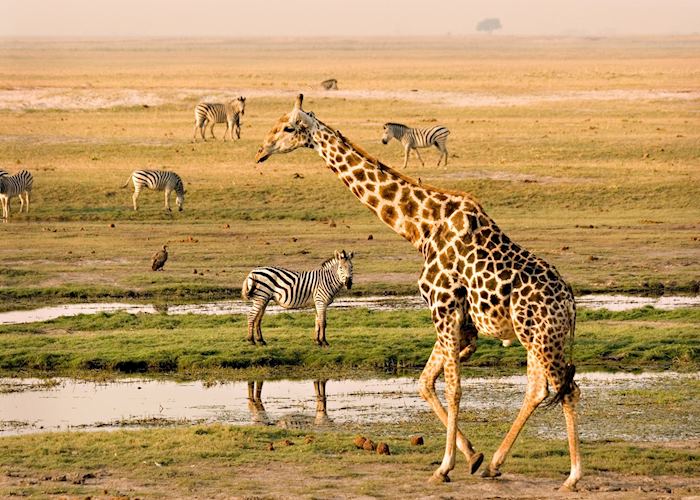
[0,170,8,177]
[193,96,246,141]
[122,170,185,212]
[381,122,450,168]
[241,250,354,346]
[0,170,33,220]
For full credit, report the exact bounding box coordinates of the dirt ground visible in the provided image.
[2,462,698,499]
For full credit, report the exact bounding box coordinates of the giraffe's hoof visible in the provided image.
[558,481,579,493]
[258,340,267,346]
[428,472,450,484]
[469,452,484,474]
[481,468,501,479]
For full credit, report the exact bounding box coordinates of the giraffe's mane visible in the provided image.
[331,125,481,202]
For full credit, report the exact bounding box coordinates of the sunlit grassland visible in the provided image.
[0,37,698,305]
[0,307,696,377]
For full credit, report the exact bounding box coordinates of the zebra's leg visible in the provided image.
[1,196,7,220]
[314,303,329,347]
[253,299,270,345]
[235,122,241,140]
[164,188,172,212]
[435,143,448,167]
[132,187,140,211]
[403,146,411,168]
[414,148,426,167]
[193,122,200,141]
[24,191,30,214]
[209,122,217,140]
[18,193,25,213]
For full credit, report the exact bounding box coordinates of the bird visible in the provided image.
[151,245,168,271]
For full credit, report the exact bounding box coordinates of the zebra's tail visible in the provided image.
[241,274,255,300]
[121,175,133,189]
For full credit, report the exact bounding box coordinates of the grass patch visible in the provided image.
[0,307,696,377]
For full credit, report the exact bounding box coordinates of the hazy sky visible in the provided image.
[2,0,699,37]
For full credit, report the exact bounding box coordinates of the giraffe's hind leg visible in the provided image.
[482,350,548,479]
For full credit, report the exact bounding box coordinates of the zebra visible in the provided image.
[193,96,246,141]
[381,122,450,168]
[0,170,8,177]
[0,170,33,221]
[241,250,354,347]
[122,170,185,212]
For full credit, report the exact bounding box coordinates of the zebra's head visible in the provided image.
[334,249,354,290]
[175,184,185,212]
[255,94,316,163]
[236,96,246,116]
[381,123,403,145]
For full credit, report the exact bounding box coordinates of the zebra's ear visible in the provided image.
[295,94,304,110]
[334,250,341,260]
[348,251,354,259]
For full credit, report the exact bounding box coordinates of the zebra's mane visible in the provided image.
[384,122,408,129]
[331,125,480,202]
[319,256,338,269]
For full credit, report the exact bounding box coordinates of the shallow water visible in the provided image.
[1,372,697,443]
[0,294,697,325]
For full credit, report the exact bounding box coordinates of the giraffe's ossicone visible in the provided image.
[256,94,582,492]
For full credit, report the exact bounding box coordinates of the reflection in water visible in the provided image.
[0,373,697,442]
[247,380,332,428]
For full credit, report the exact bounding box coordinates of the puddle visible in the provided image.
[0,294,697,325]
[0,372,696,442]
[2,87,699,111]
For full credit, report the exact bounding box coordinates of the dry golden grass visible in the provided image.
[0,37,698,304]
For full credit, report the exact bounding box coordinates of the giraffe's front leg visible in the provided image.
[420,341,483,478]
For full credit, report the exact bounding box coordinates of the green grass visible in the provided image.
[0,307,696,377]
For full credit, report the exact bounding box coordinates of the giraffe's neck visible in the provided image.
[309,121,476,250]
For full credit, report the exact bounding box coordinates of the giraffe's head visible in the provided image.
[255,94,316,163]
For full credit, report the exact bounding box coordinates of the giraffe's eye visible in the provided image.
[283,126,295,133]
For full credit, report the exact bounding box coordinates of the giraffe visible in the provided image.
[255,95,581,491]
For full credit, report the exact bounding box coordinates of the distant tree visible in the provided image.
[476,18,502,34]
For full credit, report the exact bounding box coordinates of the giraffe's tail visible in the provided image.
[544,292,578,408]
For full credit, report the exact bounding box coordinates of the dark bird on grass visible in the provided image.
[151,245,168,271]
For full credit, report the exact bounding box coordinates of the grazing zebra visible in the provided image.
[193,96,246,141]
[381,122,450,168]
[241,250,354,346]
[0,170,33,221]
[122,170,185,212]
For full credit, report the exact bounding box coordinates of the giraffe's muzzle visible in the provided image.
[255,148,270,163]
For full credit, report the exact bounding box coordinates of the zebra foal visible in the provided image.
[381,122,450,168]
[0,170,33,221]
[122,170,185,212]
[241,250,354,346]
[193,96,246,141]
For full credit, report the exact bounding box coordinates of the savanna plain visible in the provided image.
[0,37,698,498]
